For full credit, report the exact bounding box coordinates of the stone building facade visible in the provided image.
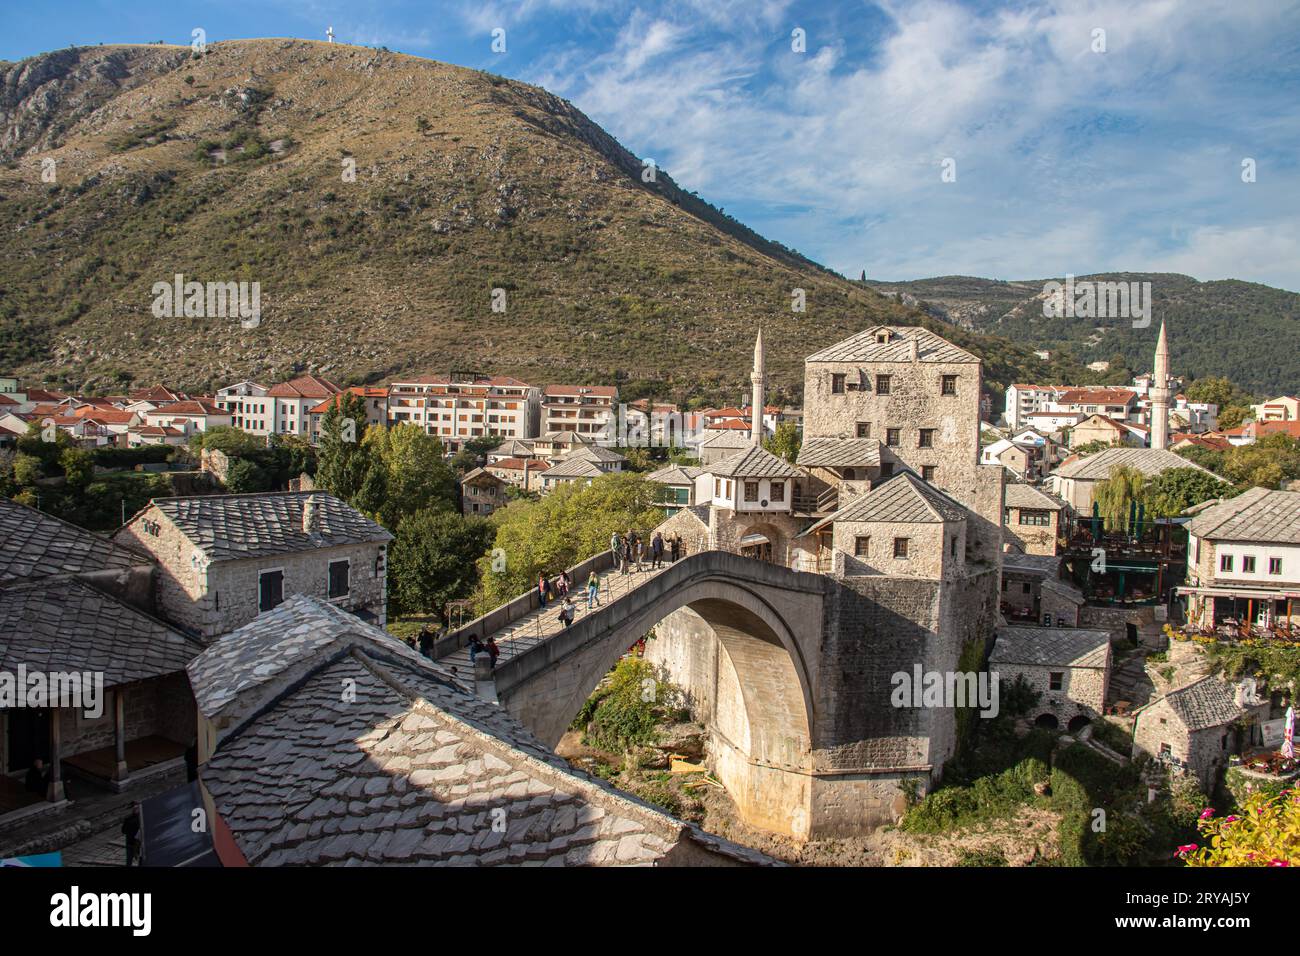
[1131,675,1265,792]
[989,625,1111,731]
[115,492,391,640]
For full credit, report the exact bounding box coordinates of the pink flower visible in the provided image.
[1224,816,1239,824]
[1199,808,1215,820]
[1177,844,1198,857]
[1269,859,1290,867]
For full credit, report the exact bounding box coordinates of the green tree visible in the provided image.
[192,425,262,457]
[1217,404,1251,430]
[474,472,665,611]
[226,458,270,492]
[1140,467,1230,517]
[59,448,94,492]
[1093,465,1146,531]
[13,452,42,486]
[359,423,455,529]
[764,421,802,464]
[315,393,374,504]
[388,509,495,618]
[1221,437,1300,489]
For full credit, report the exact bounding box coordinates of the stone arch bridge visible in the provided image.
[437,549,976,839]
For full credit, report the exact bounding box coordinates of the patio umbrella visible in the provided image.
[1283,706,1295,759]
[1091,502,1101,542]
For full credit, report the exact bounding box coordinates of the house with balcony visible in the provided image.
[387,374,540,452]
[541,385,618,444]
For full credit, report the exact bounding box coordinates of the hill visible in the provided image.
[868,273,1300,397]
[0,40,1064,405]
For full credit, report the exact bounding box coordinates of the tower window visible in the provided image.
[941,375,957,395]
[856,422,871,438]
[876,375,891,395]
[831,374,846,394]
[886,428,901,447]
[918,429,935,448]
[893,537,910,559]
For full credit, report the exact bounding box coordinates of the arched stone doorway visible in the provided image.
[1067,715,1091,734]
[1034,713,1059,730]
[735,520,789,566]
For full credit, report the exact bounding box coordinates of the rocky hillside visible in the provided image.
[869,273,1300,397]
[0,40,1060,403]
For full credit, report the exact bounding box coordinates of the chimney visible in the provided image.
[303,494,322,535]
[909,336,919,362]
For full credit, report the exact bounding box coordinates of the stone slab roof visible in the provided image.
[1054,447,1221,482]
[828,472,968,526]
[1041,578,1085,605]
[139,492,391,562]
[646,465,703,485]
[542,457,606,480]
[1001,552,1063,577]
[1143,675,1245,731]
[1186,487,1300,545]
[0,498,152,585]
[805,326,979,364]
[707,445,801,479]
[1,579,201,690]
[797,437,882,468]
[693,430,751,450]
[991,625,1111,669]
[568,445,626,464]
[191,596,774,867]
[1004,483,1066,511]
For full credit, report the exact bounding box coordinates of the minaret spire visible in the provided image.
[750,328,766,447]
[1150,320,1171,451]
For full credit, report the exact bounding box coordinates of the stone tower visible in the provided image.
[1150,320,1171,450]
[750,328,765,446]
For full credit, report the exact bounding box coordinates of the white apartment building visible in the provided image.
[1004,384,1060,430]
[268,375,342,439]
[541,385,618,443]
[215,381,272,435]
[386,374,540,452]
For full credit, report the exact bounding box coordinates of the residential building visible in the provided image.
[0,499,201,816]
[115,491,392,640]
[1068,412,1146,449]
[1004,384,1060,430]
[1180,487,1300,630]
[267,374,342,439]
[541,385,618,442]
[1132,676,1265,792]
[646,464,704,514]
[990,625,1112,732]
[693,429,752,466]
[1251,395,1300,423]
[461,467,508,517]
[1003,482,1067,556]
[387,374,540,451]
[143,398,233,434]
[307,386,388,443]
[1050,387,1139,422]
[486,439,536,463]
[485,456,549,492]
[214,381,271,435]
[538,456,607,492]
[1052,447,1224,513]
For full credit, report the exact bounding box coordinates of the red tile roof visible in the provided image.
[1056,388,1138,406]
[267,375,341,399]
[488,458,549,472]
[543,384,617,398]
[1255,420,1300,440]
[150,399,226,417]
[308,387,388,414]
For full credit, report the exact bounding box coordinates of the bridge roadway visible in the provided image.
[440,561,673,672]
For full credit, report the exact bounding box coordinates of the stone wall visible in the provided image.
[1004,507,1060,556]
[802,349,980,504]
[994,661,1108,726]
[117,505,387,639]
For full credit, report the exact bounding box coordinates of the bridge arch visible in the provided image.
[489,553,825,836]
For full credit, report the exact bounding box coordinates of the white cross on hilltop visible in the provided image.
[326,26,335,44]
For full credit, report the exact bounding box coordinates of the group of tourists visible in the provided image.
[609,529,682,574]
[466,633,500,670]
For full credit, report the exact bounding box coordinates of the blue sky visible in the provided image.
[7,0,1300,291]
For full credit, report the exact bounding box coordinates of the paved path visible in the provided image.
[442,561,675,672]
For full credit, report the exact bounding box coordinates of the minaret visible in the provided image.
[1150,320,1171,450]
[750,329,765,447]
